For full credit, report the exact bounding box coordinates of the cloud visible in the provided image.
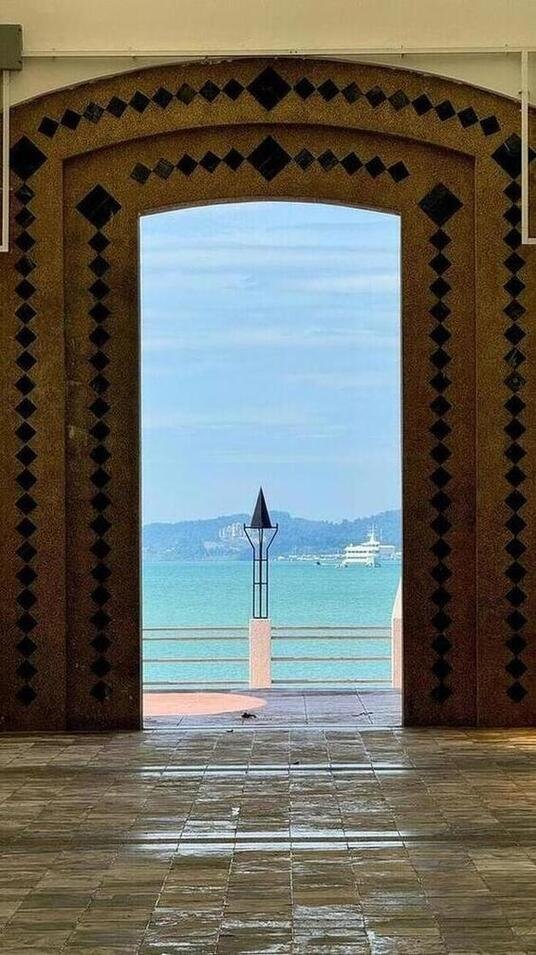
[286,370,399,390]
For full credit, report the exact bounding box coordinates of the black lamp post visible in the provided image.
[244,488,278,619]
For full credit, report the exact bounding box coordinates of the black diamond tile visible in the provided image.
[91,680,112,701]
[493,134,522,178]
[16,660,37,682]
[130,91,150,112]
[389,90,410,111]
[130,162,151,185]
[91,562,111,581]
[507,586,526,607]
[340,152,362,175]
[153,87,173,108]
[504,394,525,416]
[430,277,451,299]
[77,185,120,229]
[15,208,35,229]
[15,303,36,323]
[10,137,47,180]
[318,150,338,171]
[432,634,452,654]
[505,347,525,369]
[507,681,527,702]
[419,183,462,226]
[506,513,526,535]
[430,252,450,275]
[365,86,386,107]
[60,107,80,130]
[17,685,36,705]
[480,115,500,136]
[507,633,527,653]
[294,77,315,99]
[430,300,451,321]
[106,96,127,117]
[247,67,290,110]
[177,154,198,176]
[318,79,339,101]
[199,80,220,103]
[431,684,451,703]
[389,161,410,182]
[38,117,59,138]
[84,102,104,123]
[248,136,291,181]
[154,158,175,179]
[505,251,525,273]
[89,256,110,278]
[435,99,456,121]
[504,181,522,202]
[504,371,525,393]
[430,490,451,512]
[506,658,527,679]
[16,232,35,253]
[89,232,110,253]
[89,301,110,322]
[17,635,37,656]
[176,83,196,104]
[223,78,244,100]
[341,82,361,103]
[458,106,478,128]
[365,156,385,178]
[505,489,526,511]
[412,93,433,115]
[503,300,525,321]
[91,657,111,678]
[432,659,452,680]
[504,276,525,298]
[91,634,111,652]
[295,149,315,170]
[506,226,524,259]
[504,204,521,226]
[15,184,34,204]
[200,151,221,173]
[91,515,111,537]
[223,148,244,171]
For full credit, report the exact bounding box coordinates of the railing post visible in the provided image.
[391,580,403,690]
[249,617,272,688]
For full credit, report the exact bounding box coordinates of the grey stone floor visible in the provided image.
[143,689,402,729]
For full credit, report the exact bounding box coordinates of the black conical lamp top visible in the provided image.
[249,487,274,529]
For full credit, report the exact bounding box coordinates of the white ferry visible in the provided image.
[341,528,382,567]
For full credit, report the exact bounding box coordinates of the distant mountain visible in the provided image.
[142,509,401,561]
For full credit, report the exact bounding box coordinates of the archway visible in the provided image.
[0,59,534,729]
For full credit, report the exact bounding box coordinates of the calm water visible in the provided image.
[143,561,400,688]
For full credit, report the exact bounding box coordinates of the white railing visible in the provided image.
[143,624,393,690]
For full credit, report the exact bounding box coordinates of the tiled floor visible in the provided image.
[143,689,402,728]
[2,725,536,952]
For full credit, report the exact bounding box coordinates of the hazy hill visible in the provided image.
[143,509,401,561]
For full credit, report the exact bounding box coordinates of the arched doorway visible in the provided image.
[1,59,534,729]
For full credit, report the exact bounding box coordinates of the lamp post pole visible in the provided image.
[244,488,278,688]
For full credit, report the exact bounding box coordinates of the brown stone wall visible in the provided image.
[0,59,534,729]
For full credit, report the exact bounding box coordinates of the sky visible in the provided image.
[141,201,400,524]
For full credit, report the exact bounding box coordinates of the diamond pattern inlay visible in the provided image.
[76,188,121,704]
[500,175,528,701]
[419,183,463,704]
[12,161,40,707]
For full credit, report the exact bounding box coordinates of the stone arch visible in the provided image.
[1,58,534,729]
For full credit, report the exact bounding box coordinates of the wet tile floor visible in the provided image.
[143,690,402,729]
[2,725,536,952]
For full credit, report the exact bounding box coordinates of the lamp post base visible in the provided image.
[249,618,272,688]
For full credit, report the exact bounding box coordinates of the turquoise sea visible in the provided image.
[143,561,400,689]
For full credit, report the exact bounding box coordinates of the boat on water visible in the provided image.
[340,527,401,567]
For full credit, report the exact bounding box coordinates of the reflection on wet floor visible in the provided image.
[143,688,402,728]
[1,725,536,951]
